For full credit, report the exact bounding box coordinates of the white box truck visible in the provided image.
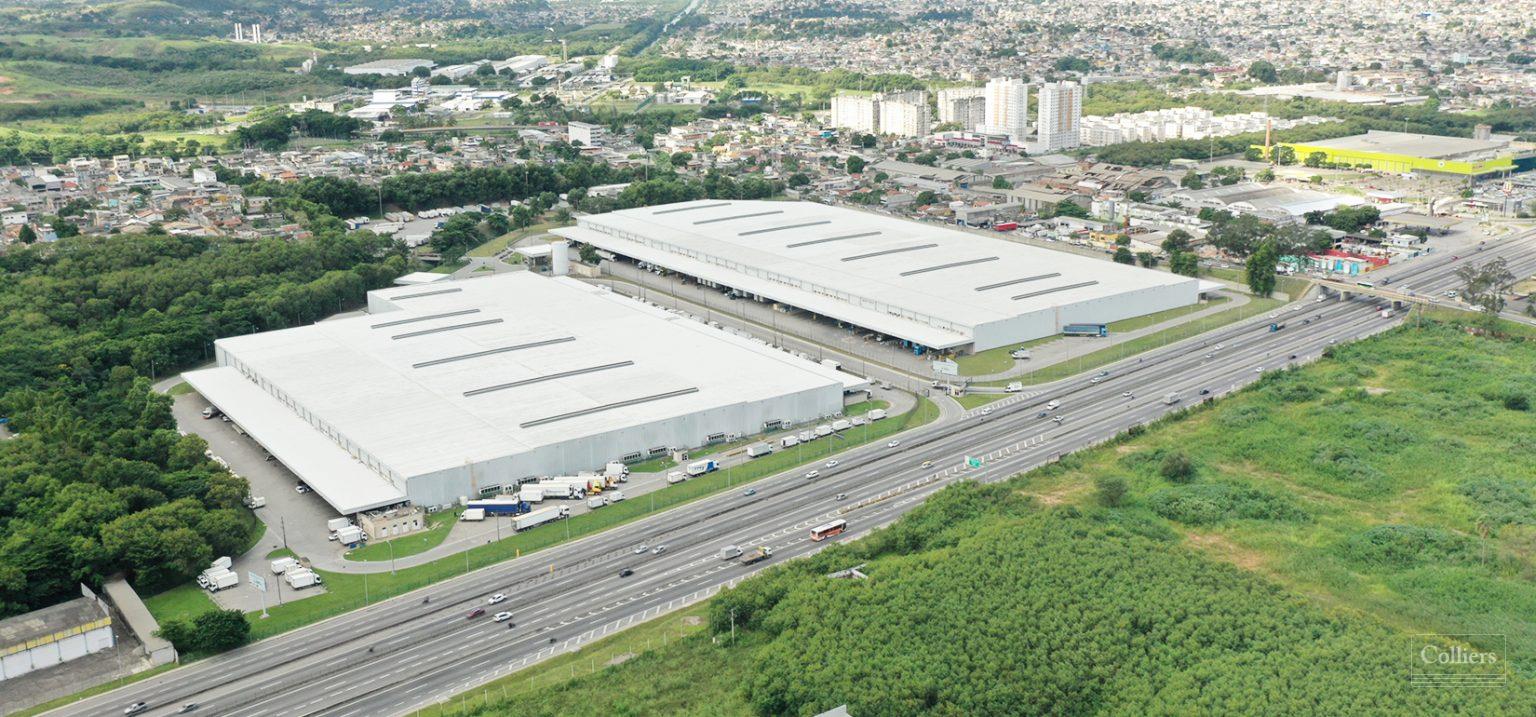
[586,496,605,509]
[718,545,743,560]
[326,517,352,532]
[831,419,851,432]
[515,506,570,531]
[686,460,718,476]
[798,430,814,442]
[1163,392,1181,405]
[270,557,299,574]
[205,570,238,592]
[286,569,321,589]
[868,409,888,420]
[605,461,630,482]
[518,486,545,503]
[815,424,833,438]
[335,525,364,545]
[461,508,487,522]
[780,435,800,448]
[667,471,687,484]
[1005,382,1024,393]
[243,495,266,509]
[606,490,626,503]
[746,442,774,458]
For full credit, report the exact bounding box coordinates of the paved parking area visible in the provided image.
[172,392,349,565]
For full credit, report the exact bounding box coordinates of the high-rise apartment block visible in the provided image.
[830,93,881,135]
[937,87,987,130]
[983,77,1029,143]
[829,91,931,138]
[1036,81,1083,152]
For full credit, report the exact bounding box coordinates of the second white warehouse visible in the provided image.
[555,200,1204,353]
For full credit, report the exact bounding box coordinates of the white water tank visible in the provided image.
[551,240,570,276]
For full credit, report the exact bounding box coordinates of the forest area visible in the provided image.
[0,220,406,618]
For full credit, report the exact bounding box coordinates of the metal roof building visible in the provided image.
[184,273,855,514]
[555,200,1201,353]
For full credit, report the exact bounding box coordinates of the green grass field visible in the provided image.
[141,583,221,625]
[1015,318,1536,668]
[345,511,459,562]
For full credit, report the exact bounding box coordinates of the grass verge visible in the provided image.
[142,583,220,626]
[406,605,738,717]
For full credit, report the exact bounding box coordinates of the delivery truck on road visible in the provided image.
[515,506,570,531]
[718,545,743,560]
[686,459,719,477]
[746,442,774,458]
[739,546,773,565]
[1163,392,1181,405]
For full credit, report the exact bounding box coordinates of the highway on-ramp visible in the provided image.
[49,296,1399,717]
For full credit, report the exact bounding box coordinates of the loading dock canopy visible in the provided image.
[182,366,406,515]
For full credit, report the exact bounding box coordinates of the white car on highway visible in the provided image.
[824,460,839,468]
[887,440,901,448]
[492,611,514,622]
[804,470,820,480]
[487,593,507,605]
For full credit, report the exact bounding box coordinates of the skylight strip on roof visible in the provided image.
[389,287,463,301]
[370,308,480,329]
[520,387,700,428]
[652,202,732,215]
[899,257,999,277]
[412,336,577,369]
[692,210,783,225]
[463,360,635,397]
[785,231,881,248]
[738,220,832,236]
[841,243,939,262]
[1010,281,1099,301]
[973,273,1062,292]
[390,318,504,340]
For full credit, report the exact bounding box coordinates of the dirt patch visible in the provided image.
[1026,483,1090,506]
[1186,532,1268,572]
[1363,386,1391,395]
[606,652,635,667]
[0,76,12,96]
[681,615,703,626]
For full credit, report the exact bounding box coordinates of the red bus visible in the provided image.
[994,222,1018,232]
[810,519,847,542]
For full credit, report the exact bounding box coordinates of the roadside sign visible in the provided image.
[248,572,266,593]
[931,359,959,376]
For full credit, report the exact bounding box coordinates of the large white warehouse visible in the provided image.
[554,200,1203,353]
[183,273,857,515]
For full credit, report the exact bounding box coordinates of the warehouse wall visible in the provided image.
[401,384,845,507]
[971,280,1199,351]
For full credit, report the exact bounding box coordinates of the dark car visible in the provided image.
[1199,389,1211,396]
[467,608,486,619]
[1036,411,1048,418]
[177,704,200,714]
[124,704,149,716]
[618,568,634,578]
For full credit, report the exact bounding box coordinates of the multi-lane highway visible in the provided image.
[50,293,1404,717]
[1365,228,1536,320]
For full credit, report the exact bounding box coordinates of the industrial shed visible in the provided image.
[554,200,1201,353]
[184,273,856,514]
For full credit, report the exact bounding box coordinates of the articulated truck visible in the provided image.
[465,498,532,515]
[514,506,570,531]
[739,546,774,565]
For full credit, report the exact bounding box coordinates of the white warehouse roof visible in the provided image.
[192,273,856,513]
[555,200,1200,351]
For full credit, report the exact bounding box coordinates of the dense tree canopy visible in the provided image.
[0,227,405,616]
